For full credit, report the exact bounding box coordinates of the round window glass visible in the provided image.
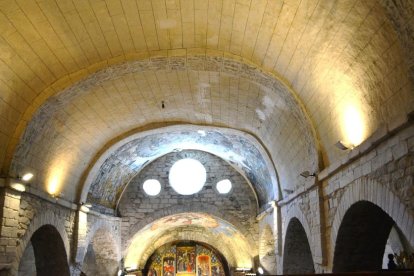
[169,158,206,195]
[143,179,161,196]
[216,179,232,194]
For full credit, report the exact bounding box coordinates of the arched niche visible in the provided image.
[333,201,400,272]
[283,218,314,274]
[81,227,120,276]
[18,224,70,276]
[259,225,277,274]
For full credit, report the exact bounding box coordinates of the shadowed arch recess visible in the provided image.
[20,225,70,276]
[283,218,314,275]
[333,201,395,272]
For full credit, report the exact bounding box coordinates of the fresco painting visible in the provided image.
[150,213,219,231]
[87,125,277,208]
[147,242,226,276]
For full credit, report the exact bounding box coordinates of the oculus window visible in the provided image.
[169,158,206,195]
[216,179,232,194]
[143,179,161,196]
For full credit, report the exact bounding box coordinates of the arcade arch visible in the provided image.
[333,201,395,272]
[283,218,315,275]
[18,225,69,276]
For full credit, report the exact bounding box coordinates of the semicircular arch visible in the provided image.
[331,177,414,263]
[139,228,238,269]
[13,210,70,275]
[123,202,257,254]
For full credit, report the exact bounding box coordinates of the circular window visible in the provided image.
[216,179,232,194]
[143,179,161,196]
[169,158,206,195]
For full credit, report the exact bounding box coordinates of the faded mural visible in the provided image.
[86,126,277,208]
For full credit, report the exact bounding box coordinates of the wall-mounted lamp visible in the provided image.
[335,140,354,150]
[21,173,34,182]
[80,202,92,208]
[1,173,34,192]
[10,182,26,192]
[300,171,316,178]
[50,192,64,201]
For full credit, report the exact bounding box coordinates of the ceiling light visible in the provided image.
[22,173,33,182]
[300,171,316,178]
[335,140,354,150]
[257,267,264,275]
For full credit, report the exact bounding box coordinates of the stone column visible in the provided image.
[0,187,22,274]
[271,201,282,255]
[71,207,89,276]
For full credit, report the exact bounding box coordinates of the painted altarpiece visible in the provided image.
[146,242,226,276]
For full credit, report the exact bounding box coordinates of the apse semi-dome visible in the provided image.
[168,158,207,195]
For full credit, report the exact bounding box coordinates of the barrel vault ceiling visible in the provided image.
[0,0,413,207]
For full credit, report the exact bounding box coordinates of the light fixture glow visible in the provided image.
[169,158,206,195]
[216,179,232,194]
[80,205,90,213]
[258,267,264,274]
[10,182,26,192]
[341,103,365,147]
[22,173,33,182]
[143,179,161,196]
[48,175,60,195]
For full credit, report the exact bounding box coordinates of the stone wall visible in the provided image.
[0,188,76,275]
